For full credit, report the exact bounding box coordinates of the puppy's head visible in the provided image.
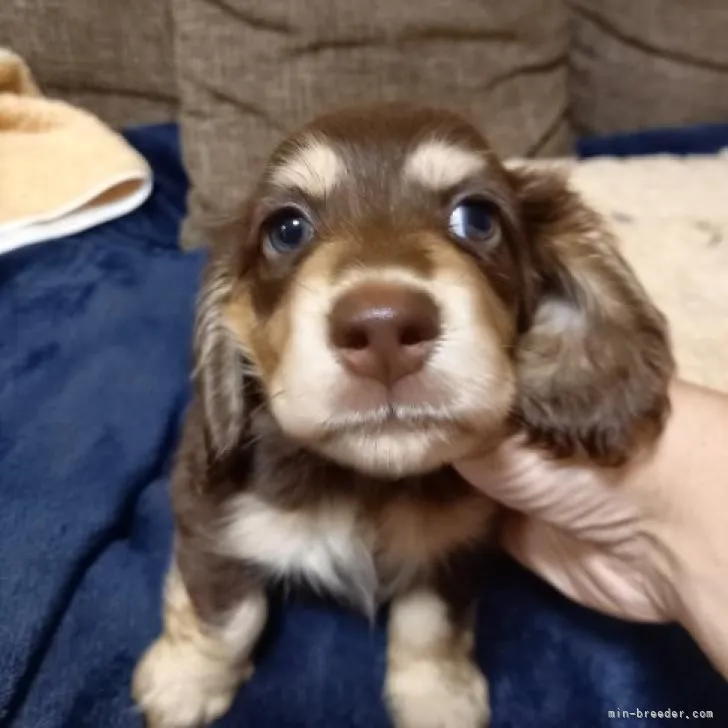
[195,104,673,478]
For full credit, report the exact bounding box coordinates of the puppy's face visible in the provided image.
[211,107,527,476]
[197,105,674,478]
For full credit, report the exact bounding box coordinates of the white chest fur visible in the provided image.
[220,494,378,613]
[218,492,495,616]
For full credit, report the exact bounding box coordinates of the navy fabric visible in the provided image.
[2,123,728,728]
[577,122,728,159]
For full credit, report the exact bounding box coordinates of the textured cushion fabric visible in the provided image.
[570,0,728,136]
[173,0,571,248]
[0,0,177,127]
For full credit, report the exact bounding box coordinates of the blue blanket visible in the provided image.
[2,123,727,728]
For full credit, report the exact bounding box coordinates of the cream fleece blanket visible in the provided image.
[0,48,152,254]
[518,154,728,393]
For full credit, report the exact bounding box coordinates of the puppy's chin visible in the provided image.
[309,423,485,479]
[268,376,517,479]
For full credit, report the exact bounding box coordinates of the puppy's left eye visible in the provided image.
[264,209,314,254]
[449,198,496,242]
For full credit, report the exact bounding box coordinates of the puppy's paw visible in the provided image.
[386,658,490,728]
[132,635,251,728]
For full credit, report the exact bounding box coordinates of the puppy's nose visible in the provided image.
[329,283,440,384]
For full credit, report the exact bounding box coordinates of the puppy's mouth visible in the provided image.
[321,400,465,436]
[333,369,451,417]
[305,378,487,478]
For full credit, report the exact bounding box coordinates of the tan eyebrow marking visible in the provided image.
[269,138,345,197]
[404,139,486,190]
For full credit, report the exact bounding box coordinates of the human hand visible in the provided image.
[456,433,673,623]
[454,381,728,678]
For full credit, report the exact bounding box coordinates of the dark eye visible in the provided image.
[264,209,314,254]
[448,198,496,242]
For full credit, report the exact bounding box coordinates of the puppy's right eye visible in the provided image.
[264,209,314,254]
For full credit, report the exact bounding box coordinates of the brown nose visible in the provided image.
[329,283,440,384]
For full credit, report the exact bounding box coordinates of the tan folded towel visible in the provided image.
[0,48,152,254]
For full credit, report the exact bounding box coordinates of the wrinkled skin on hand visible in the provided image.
[455,382,728,680]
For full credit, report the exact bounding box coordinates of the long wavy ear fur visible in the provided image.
[193,225,251,457]
[510,166,675,465]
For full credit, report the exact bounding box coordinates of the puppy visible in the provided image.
[132,104,674,728]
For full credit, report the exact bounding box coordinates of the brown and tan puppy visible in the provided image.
[132,104,674,728]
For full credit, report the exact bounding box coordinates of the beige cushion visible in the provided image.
[173,0,571,248]
[0,0,177,127]
[570,0,728,136]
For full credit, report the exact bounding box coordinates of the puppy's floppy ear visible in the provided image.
[509,166,675,465]
[193,223,252,457]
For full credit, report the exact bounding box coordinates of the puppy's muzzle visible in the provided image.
[328,282,441,386]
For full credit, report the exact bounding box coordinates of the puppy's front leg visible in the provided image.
[132,545,267,728]
[385,586,488,728]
